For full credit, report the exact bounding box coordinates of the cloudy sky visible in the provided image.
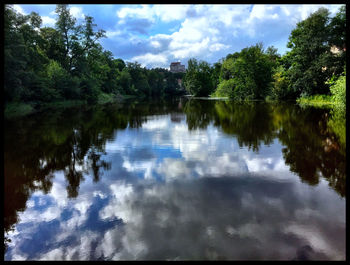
[12,4,343,68]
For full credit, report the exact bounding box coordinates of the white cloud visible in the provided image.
[99,182,135,221]
[277,4,342,24]
[131,53,168,68]
[209,43,230,52]
[117,5,155,21]
[12,4,26,15]
[106,30,122,38]
[171,38,210,59]
[117,4,191,23]
[150,40,161,48]
[11,253,28,261]
[249,5,277,20]
[153,5,191,22]
[283,224,344,259]
[70,6,84,19]
[156,159,192,181]
[41,16,56,27]
[123,159,155,180]
[142,118,169,130]
[39,249,64,260]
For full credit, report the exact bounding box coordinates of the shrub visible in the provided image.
[212,79,235,97]
[329,73,346,108]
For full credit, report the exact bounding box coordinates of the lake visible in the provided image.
[4,98,346,260]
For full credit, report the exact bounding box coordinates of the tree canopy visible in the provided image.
[4,4,185,109]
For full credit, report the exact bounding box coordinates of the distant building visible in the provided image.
[170,62,186,73]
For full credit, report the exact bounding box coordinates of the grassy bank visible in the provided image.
[40,100,87,110]
[296,94,335,108]
[4,93,126,119]
[4,102,35,119]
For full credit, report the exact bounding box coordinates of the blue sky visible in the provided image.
[12,4,344,69]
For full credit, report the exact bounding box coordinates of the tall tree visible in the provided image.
[4,5,29,102]
[215,43,274,100]
[285,8,333,97]
[184,58,214,97]
[55,4,77,71]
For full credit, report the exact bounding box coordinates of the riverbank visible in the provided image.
[296,94,335,108]
[4,93,339,119]
[4,93,128,119]
[184,95,229,100]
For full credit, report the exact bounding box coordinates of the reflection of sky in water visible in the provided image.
[5,114,345,260]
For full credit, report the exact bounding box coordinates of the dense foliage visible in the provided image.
[4,4,185,110]
[213,43,277,100]
[183,59,215,96]
[329,71,346,109]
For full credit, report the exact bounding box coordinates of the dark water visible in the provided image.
[4,98,346,260]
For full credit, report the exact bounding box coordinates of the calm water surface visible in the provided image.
[4,98,346,260]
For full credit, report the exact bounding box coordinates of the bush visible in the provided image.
[329,73,346,108]
[212,79,235,97]
[61,76,81,100]
[213,43,275,100]
[184,59,214,97]
[270,66,290,100]
[80,78,100,104]
[296,94,333,108]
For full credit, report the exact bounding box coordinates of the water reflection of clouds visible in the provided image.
[7,176,345,260]
[108,115,291,181]
[5,115,345,260]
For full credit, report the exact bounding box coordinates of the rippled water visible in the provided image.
[4,98,346,260]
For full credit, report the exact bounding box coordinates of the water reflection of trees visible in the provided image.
[214,101,276,151]
[182,99,345,197]
[276,105,346,197]
[183,100,276,151]
[4,99,182,250]
[183,99,216,130]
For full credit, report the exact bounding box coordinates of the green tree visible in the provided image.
[269,65,291,100]
[184,58,214,96]
[54,4,78,71]
[164,71,180,96]
[214,43,274,100]
[4,5,52,104]
[327,6,346,78]
[328,5,346,50]
[4,5,30,102]
[39,27,66,64]
[148,70,164,97]
[210,61,222,92]
[213,79,235,98]
[126,62,151,97]
[285,8,334,97]
[117,68,133,95]
[329,70,346,109]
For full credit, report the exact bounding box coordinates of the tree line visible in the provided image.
[4,4,185,108]
[4,5,346,109]
[184,6,346,105]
